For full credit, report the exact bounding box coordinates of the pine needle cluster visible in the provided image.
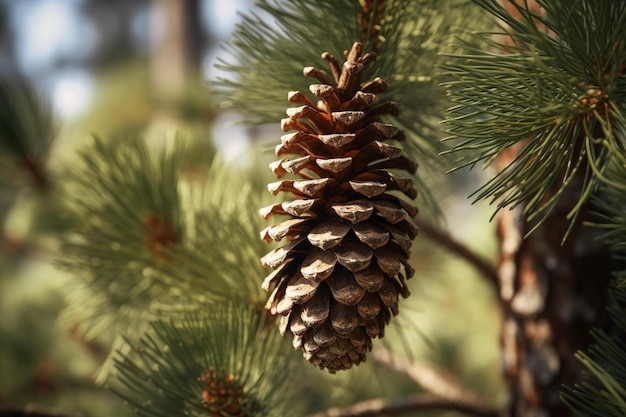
[442,2,626,414]
[443,0,626,232]
[54,133,292,411]
[56,135,187,337]
[110,302,298,417]
[56,134,269,339]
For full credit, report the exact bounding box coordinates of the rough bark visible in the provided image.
[495,147,613,417]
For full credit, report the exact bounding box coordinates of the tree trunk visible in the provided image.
[496,148,613,417]
[150,0,205,103]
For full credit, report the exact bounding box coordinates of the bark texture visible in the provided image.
[496,149,612,417]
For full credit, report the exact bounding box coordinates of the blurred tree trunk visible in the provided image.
[150,0,206,104]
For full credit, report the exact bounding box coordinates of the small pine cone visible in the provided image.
[200,369,260,416]
[260,42,418,372]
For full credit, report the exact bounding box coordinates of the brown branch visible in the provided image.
[304,393,499,417]
[371,347,496,412]
[22,156,48,190]
[414,215,499,286]
[307,348,501,417]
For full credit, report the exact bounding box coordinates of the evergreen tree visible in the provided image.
[0,1,624,417]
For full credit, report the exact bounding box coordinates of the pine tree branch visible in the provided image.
[442,0,626,233]
[304,393,499,417]
[306,339,502,416]
[110,303,297,417]
[371,347,495,412]
[413,215,499,285]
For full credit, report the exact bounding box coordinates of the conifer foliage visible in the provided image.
[110,303,295,417]
[3,1,626,417]
[56,135,184,337]
[444,0,626,232]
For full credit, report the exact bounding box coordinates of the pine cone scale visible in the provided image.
[285,272,319,304]
[326,268,365,305]
[334,240,373,272]
[354,265,384,292]
[300,248,337,282]
[313,324,337,346]
[308,221,351,249]
[331,200,375,223]
[300,285,331,326]
[357,292,382,319]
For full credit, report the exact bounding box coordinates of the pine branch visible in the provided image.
[442,0,626,234]
[304,393,499,417]
[56,136,268,340]
[109,302,299,417]
[413,214,498,285]
[371,347,496,413]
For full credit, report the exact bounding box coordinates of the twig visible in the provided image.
[414,215,499,286]
[307,348,501,417]
[371,347,496,413]
[304,393,499,417]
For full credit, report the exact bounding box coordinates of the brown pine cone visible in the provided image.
[260,42,418,372]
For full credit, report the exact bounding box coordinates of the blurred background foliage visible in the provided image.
[0,1,502,416]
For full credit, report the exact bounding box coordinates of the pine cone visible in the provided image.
[200,369,260,416]
[260,42,418,372]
